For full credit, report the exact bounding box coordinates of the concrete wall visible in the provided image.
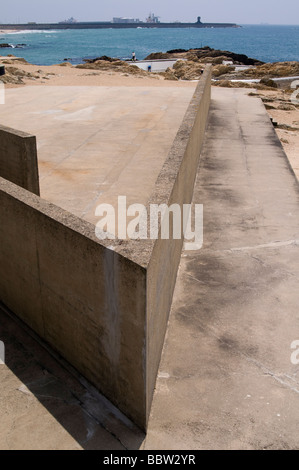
[131,59,180,72]
[145,66,212,421]
[0,179,147,428]
[0,66,211,430]
[0,125,40,195]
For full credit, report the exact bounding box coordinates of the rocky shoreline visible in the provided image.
[1,46,299,86]
[74,47,299,87]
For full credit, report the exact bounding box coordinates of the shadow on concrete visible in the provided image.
[0,303,145,450]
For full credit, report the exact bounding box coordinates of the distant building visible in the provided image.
[113,17,141,23]
[59,17,77,24]
[146,13,160,23]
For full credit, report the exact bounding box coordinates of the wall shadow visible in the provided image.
[0,303,145,450]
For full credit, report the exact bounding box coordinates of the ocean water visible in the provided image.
[1,25,299,65]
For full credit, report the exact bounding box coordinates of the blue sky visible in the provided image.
[0,0,298,25]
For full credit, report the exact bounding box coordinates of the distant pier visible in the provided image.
[0,18,239,31]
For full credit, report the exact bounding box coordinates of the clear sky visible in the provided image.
[0,0,298,25]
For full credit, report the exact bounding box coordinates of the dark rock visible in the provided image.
[145,47,263,66]
[259,77,278,88]
[0,43,26,49]
[83,55,119,63]
[144,52,171,60]
[166,48,188,54]
[192,48,264,65]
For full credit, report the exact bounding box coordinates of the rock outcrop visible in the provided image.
[83,56,124,63]
[0,43,26,48]
[163,60,204,81]
[238,61,299,78]
[0,66,39,84]
[0,56,29,64]
[145,47,264,66]
[190,47,264,66]
[76,58,149,77]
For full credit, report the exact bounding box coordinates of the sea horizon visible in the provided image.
[1,24,299,66]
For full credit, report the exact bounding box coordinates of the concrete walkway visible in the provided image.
[144,88,299,450]
[1,87,299,449]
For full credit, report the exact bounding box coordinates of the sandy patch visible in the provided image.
[250,89,299,180]
[0,60,196,89]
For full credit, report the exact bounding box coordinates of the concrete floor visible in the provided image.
[0,305,143,450]
[0,85,195,224]
[1,87,299,449]
[145,88,299,450]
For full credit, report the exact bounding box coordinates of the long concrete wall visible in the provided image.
[0,66,211,430]
[145,66,211,421]
[0,125,40,195]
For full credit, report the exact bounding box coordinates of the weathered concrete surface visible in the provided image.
[0,85,195,224]
[0,125,39,195]
[130,59,179,73]
[2,84,298,450]
[145,67,211,423]
[0,304,144,450]
[0,71,211,430]
[0,178,148,429]
[144,88,299,449]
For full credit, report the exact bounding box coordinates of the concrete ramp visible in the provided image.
[145,88,299,449]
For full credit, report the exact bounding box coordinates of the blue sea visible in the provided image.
[1,25,299,65]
